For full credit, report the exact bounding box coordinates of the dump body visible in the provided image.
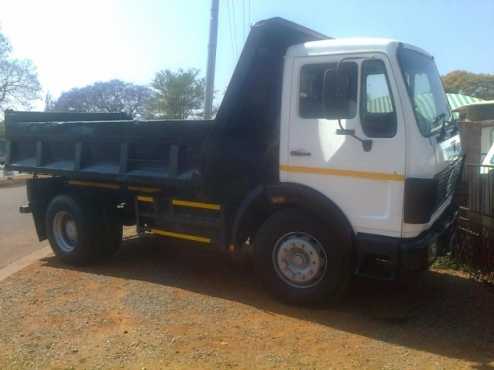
[6,111,212,189]
[5,18,327,203]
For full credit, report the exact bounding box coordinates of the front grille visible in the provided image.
[434,158,462,211]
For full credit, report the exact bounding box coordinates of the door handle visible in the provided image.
[290,149,311,156]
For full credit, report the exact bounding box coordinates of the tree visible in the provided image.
[0,31,41,111]
[442,70,494,101]
[0,120,4,138]
[148,69,205,119]
[52,80,153,118]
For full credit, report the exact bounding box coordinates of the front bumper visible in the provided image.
[354,203,458,280]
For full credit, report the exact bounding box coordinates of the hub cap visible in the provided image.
[272,232,327,288]
[53,211,78,253]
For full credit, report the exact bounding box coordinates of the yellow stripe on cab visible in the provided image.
[279,164,404,182]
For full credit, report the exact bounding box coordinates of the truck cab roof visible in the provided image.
[287,38,433,59]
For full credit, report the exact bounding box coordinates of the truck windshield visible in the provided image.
[397,47,451,137]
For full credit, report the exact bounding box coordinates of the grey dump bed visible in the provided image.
[5,111,212,187]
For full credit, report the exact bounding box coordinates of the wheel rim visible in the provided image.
[52,211,78,253]
[272,232,327,288]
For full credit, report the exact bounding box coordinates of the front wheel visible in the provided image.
[254,208,351,304]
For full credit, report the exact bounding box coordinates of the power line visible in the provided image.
[230,0,239,59]
[226,0,236,60]
[204,0,219,119]
[242,0,246,42]
[248,0,252,27]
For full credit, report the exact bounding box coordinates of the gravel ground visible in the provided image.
[0,235,493,370]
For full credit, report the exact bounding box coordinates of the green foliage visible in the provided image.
[442,70,494,101]
[0,31,41,110]
[51,80,153,118]
[148,69,205,119]
[433,255,468,271]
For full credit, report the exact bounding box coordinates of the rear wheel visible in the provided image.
[46,194,122,265]
[52,210,79,254]
[255,208,351,304]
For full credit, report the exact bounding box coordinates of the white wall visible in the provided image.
[481,126,494,159]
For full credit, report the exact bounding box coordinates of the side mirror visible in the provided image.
[323,65,373,152]
[322,69,352,119]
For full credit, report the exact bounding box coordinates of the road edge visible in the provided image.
[0,175,31,188]
[0,247,52,282]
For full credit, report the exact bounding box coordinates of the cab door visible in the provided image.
[281,54,406,237]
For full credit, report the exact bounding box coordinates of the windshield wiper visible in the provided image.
[428,112,445,137]
[431,113,446,130]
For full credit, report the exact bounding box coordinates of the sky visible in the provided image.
[1,0,493,108]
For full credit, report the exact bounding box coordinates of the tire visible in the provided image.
[254,208,351,304]
[46,194,100,265]
[45,194,122,265]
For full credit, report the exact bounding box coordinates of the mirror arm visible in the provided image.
[336,120,373,152]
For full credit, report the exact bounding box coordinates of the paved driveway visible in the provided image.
[0,184,47,270]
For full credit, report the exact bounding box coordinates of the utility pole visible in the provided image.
[204,0,219,119]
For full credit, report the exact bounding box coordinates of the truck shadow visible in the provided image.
[42,236,494,369]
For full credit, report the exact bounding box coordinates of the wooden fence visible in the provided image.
[456,164,494,283]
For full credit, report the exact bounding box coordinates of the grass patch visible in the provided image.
[433,255,474,273]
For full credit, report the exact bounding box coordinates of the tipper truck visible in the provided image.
[5,18,463,303]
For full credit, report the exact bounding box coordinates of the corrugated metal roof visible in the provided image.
[447,93,484,110]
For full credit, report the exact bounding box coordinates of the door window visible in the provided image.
[299,62,358,119]
[361,59,397,138]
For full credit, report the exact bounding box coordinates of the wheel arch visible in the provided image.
[231,182,355,247]
[27,177,65,241]
[28,177,132,241]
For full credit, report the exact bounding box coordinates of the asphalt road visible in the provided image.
[0,184,46,270]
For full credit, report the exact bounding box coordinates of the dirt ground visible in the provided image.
[0,235,493,370]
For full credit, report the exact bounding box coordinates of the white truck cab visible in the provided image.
[279,38,462,278]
